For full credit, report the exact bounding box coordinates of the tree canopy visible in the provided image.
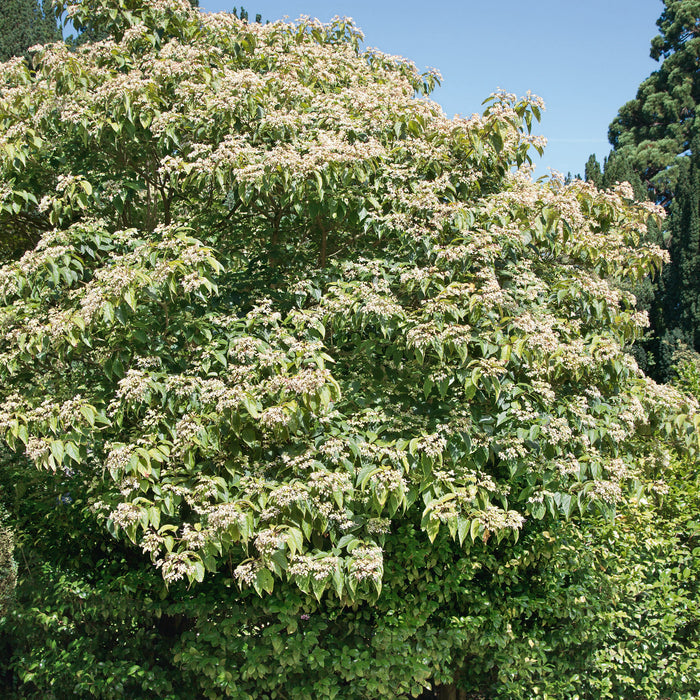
[0,0,60,63]
[1,1,699,697]
[608,0,700,205]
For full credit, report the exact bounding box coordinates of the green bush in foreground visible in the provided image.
[2,444,699,699]
[0,0,699,696]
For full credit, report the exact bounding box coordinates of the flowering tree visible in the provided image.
[0,1,699,696]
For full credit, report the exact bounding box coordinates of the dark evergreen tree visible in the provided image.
[608,0,700,206]
[659,134,700,357]
[232,6,249,21]
[585,155,603,189]
[582,2,700,377]
[0,0,60,62]
[231,7,263,23]
[584,151,647,201]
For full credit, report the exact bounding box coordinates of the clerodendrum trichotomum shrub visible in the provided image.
[0,1,698,698]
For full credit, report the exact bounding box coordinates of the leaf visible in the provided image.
[425,516,440,543]
[241,427,257,447]
[530,501,546,520]
[80,404,97,426]
[193,560,205,583]
[311,574,326,601]
[254,567,274,595]
[241,394,260,418]
[285,527,304,556]
[65,441,81,463]
[50,440,65,464]
[457,517,469,546]
[332,566,344,598]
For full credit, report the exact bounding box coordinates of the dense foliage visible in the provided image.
[3,440,700,700]
[0,0,60,63]
[1,0,699,696]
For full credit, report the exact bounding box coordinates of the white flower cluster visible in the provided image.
[270,367,331,396]
[477,505,525,531]
[24,436,50,463]
[317,438,346,464]
[288,554,339,581]
[119,477,139,496]
[234,559,263,585]
[588,480,622,504]
[415,433,447,458]
[110,502,141,529]
[309,470,352,496]
[116,369,151,402]
[104,444,134,475]
[369,468,406,492]
[159,552,197,584]
[259,406,290,430]
[269,482,308,507]
[254,528,284,556]
[349,545,383,582]
[366,518,391,535]
[140,529,164,555]
[207,503,247,532]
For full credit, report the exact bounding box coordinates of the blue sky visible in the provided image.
[198,0,663,177]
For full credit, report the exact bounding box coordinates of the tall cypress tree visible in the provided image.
[585,155,604,189]
[0,0,60,62]
[659,134,700,357]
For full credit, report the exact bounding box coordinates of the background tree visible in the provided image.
[0,0,60,63]
[231,6,262,23]
[0,1,698,697]
[584,151,662,373]
[608,0,700,206]
[585,151,647,201]
[585,1,700,377]
[656,133,700,364]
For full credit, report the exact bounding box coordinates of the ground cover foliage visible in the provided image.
[0,1,700,697]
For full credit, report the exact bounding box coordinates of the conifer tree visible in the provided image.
[658,135,700,362]
[608,0,700,205]
[584,152,647,201]
[0,0,60,62]
[585,155,603,189]
[584,2,700,375]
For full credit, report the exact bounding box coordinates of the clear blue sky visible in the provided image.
[198,0,663,177]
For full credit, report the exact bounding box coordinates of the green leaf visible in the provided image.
[470,518,481,542]
[286,527,304,556]
[50,439,65,464]
[425,516,440,543]
[254,567,274,595]
[193,560,205,583]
